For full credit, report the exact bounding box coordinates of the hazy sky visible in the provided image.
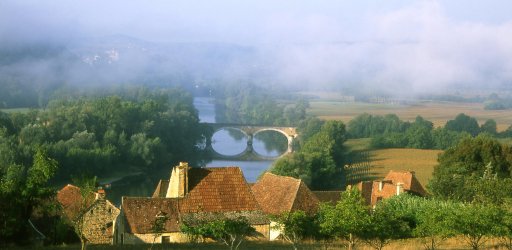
[2,0,512,44]
[2,1,512,94]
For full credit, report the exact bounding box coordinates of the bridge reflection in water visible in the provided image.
[206,123,297,161]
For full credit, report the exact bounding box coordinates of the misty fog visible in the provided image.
[1,0,512,97]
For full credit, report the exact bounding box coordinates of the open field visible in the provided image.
[309,100,512,131]
[369,148,442,186]
[345,139,442,186]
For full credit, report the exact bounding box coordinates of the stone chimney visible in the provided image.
[166,162,190,198]
[396,182,403,195]
[96,188,106,200]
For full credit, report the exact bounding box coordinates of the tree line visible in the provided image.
[347,112,510,150]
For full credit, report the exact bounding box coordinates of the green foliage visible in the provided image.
[480,119,497,135]
[318,188,369,250]
[362,199,412,250]
[216,83,306,126]
[429,135,512,202]
[445,113,480,137]
[449,204,504,250]
[181,217,256,250]
[0,148,58,244]
[0,87,210,181]
[272,211,316,250]
[347,113,408,139]
[271,120,347,190]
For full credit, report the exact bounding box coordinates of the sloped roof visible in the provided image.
[384,170,427,196]
[152,180,169,198]
[179,167,260,212]
[123,166,266,234]
[56,184,96,220]
[122,197,181,234]
[312,191,343,204]
[122,197,269,234]
[251,172,319,215]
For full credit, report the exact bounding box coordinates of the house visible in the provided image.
[355,170,427,207]
[115,162,270,244]
[250,172,320,240]
[57,184,120,244]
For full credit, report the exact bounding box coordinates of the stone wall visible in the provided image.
[81,199,120,244]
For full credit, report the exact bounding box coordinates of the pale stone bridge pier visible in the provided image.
[205,123,298,160]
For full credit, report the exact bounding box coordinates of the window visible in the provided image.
[162,236,171,244]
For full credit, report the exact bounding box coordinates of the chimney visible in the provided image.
[96,188,106,200]
[166,162,190,198]
[396,183,403,195]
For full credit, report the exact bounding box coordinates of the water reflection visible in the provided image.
[253,131,287,157]
[211,128,248,156]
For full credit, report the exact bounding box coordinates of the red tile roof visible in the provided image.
[384,170,427,196]
[56,184,95,220]
[355,170,428,207]
[251,173,319,215]
[122,166,268,234]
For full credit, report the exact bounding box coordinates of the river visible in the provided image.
[195,97,281,183]
[105,97,282,204]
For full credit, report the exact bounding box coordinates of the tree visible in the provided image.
[413,202,457,250]
[445,113,480,136]
[429,135,512,202]
[272,211,315,250]
[361,200,411,250]
[181,217,256,250]
[480,119,497,135]
[318,188,369,250]
[0,147,58,244]
[449,204,503,250]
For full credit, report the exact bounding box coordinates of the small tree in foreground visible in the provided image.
[272,210,316,250]
[318,188,369,250]
[450,204,503,250]
[150,213,168,250]
[181,216,256,250]
[362,201,411,250]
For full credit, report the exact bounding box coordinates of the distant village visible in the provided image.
[57,162,425,245]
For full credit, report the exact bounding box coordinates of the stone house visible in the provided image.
[115,162,270,244]
[57,184,120,244]
[356,170,427,207]
[250,172,321,240]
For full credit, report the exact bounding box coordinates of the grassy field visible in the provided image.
[309,100,512,131]
[345,139,442,187]
[369,148,442,186]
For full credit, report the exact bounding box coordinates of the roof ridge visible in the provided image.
[265,172,302,183]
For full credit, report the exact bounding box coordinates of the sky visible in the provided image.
[1,0,512,94]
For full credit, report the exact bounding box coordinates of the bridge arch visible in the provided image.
[205,123,298,161]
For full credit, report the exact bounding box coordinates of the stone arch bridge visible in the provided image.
[205,123,298,161]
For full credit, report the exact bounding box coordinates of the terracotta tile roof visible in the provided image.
[355,170,428,207]
[312,191,343,204]
[122,197,181,234]
[251,173,319,215]
[121,196,269,234]
[56,184,95,220]
[152,180,169,198]
[384,170,427,196]
[180,167,260,212]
